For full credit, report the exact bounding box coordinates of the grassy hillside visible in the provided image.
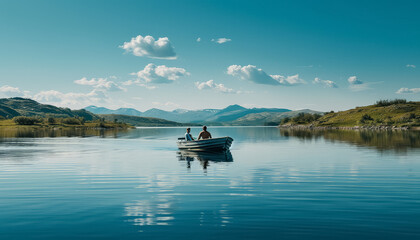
[99,114,191,127]
[0,97,97,120]
[281,100,420,128]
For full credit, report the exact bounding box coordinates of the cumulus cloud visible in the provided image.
[227,65,304,86]
[313,77,338,88]
[0,85,31,97]
[396,87,420,94]
[347,76,376,91]
[195,80,239,94]
[347,76,363,85]
[33,89,109,108]
[212,38,231,44]
[126,63,189,86]
[74,77,125,92]
[406,64,416,68]
[120,35,176,59]
[0,85,22,96]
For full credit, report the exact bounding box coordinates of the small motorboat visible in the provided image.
[177,136,233,151]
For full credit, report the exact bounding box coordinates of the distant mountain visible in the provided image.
[84,104,317,125]
[0,98,98,120]
[113,108,142,116]
[99,114,193,127]
[207,105,291,122]
[141,108,176,120]
[85,106,142,116]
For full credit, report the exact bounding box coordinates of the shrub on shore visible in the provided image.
[281,113,322,125]
[375,99,407,107]
[291,113,322,124]
[47,117,56,124]
[61,117,82,125]
[359,114,374,124]
[13,116,42,125]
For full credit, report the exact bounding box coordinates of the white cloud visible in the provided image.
[227,65,304,86]
[212,38,232,44]
[396,87,420,94]
[347,76,377,91]
[152,101,180,110]
[195,80,239,94]
[33,89,109,108]
[74,77,125,92]
[120,35,176,59]
[313,77,338,88]
[0,85,22,95]
[0,85,31,98]
[406,64,416,68]
[271,74,305,85]
[126,63,189,85]
[196,37,201,42]
[347,76,363,85]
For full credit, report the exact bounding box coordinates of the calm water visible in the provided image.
[1,127,420,239]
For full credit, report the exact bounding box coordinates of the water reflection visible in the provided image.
[2,126,420,239]
[125,198,175,226]
[0,127,129,138]
[124,174,179,228]
[177,150,234,170]
[280,129,420,152]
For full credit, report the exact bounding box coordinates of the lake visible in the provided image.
[1,127,420,239]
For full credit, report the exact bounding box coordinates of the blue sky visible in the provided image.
[0,0,419,111]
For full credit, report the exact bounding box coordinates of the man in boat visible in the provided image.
[185,128,194,141]
[198,126,212,140]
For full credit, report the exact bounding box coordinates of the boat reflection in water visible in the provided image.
[177,150,233,170]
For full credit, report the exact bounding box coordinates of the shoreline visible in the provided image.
[0,125,134,131]
[278,124,419,131]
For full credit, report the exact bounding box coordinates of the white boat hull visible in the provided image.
[177,136,233,151]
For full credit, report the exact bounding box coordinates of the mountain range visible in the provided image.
[85,104,320,125]
[0,97,321,126]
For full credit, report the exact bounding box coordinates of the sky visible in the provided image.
[0,0,419,112]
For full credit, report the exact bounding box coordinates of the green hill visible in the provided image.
[281,100,420,128]
[99,114,190,127]
[0,97,98,120]
[0,98,199,127]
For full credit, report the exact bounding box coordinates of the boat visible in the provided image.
[176,136,233,151]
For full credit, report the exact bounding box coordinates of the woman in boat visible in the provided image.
[198,126,212,140]
[185,128,194,141]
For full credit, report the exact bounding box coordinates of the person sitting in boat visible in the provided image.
[198,126,212,140]
[185,128,194,141]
